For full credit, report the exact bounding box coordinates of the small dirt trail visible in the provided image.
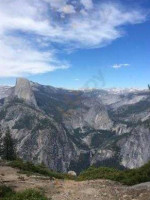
[0,166,150,200]
[0,166,60,198]
[52,179,150,200]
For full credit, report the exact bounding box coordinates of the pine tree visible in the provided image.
[0,130,3,158]
[2,127,16,161]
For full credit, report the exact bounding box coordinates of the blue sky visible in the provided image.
[0,0,150,89]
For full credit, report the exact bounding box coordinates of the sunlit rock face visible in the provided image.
[0,78,150,172]
[14,78,37,106]
[120,125,150,169]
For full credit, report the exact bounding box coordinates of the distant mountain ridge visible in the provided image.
[0,78,150,173]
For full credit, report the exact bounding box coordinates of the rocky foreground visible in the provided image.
[0,166,150,200]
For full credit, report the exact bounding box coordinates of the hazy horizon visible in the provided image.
[0,77,148,91]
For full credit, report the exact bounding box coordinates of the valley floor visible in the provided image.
[0,166,150,200]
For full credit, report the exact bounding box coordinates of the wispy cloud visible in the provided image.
[59,4,76,14]
[112,63,130,69]
[43,0,67,9]
[0,35,69,77]
[80,0,93,10]
[0,0,147,77]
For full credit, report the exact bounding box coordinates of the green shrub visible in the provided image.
[78,167,120,181]
[9,159,74,180]
[2,189,49,200]
[0,185,14,198]
[78,160,150,185]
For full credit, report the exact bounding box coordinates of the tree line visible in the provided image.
[0,127,16,161]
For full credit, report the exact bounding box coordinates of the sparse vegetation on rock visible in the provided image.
[78,160,150,185]
[9,159,75,180]
[0,186,49,200]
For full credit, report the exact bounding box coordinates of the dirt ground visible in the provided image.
[0,166,150,200]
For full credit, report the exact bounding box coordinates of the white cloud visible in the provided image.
[43,0,67,9]
[59,4,76,14]
[0,0,147,77]
[0,35,69,77]
[80,0,93,10]
[112,64,130,69]
[80,9,88,16]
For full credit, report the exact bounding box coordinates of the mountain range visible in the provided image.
[0,78,150,173]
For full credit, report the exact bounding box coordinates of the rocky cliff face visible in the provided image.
[14,78,37,106]
[0,78,150,172]
[0,86,12,99]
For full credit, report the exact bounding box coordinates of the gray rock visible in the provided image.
[0,78,150,172]
[14,78,37,106]
[68,171,77,176]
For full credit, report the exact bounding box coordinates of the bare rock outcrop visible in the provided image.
[14,78,37,106]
